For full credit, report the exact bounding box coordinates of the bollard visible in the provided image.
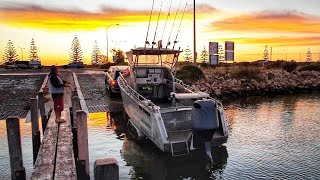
[76,110,89,180]
[94,158,119,180]
[6,116,26,180]
[38,92,48,134]
[30,98,41,165]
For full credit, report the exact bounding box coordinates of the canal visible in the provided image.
[1,93,319,179]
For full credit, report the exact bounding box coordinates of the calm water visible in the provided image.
[1,93,319,179]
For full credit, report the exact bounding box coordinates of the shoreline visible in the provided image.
[192,69,320,101]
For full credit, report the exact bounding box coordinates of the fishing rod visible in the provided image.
[160,0,173,43]
[172,2,188,50]
[144,0,155,50]
[151,2,163,49]
[166,0,181,49]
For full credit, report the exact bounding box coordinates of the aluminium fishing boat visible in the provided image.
[118,47,228,156]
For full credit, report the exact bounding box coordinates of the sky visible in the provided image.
[0,0,320,65]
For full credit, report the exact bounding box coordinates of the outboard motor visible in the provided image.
[191,100,219,160]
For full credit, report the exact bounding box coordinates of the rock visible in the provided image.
[250,79,259,87]
[214,89,222,96]
[218,76,225,81]
[283,71,290,76]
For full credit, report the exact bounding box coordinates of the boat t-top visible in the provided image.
[118,46,228,156]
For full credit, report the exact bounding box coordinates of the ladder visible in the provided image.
[170,140,190,156]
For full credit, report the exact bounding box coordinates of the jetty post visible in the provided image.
[94,158,119,180]
[6,116,26,180]
[38,91,48,134]
[76,110,89,180]
[30,98,41,164]
[71,95,80,160]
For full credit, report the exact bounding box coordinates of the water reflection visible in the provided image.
[107,111,228,179]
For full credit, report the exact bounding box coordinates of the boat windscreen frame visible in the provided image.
[127,48,181,70]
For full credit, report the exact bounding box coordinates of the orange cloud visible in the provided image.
[0,3,217,31]
[210,10,320,34]
[213,36,320,47]
[0,4,151,30]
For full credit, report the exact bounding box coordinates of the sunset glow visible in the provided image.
[1,0,320,65]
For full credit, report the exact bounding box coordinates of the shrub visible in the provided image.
[299,63,320,71]
[176,65,204,84]
[232,66,262,80]
[266,60,286,69]
[282,61,297,72]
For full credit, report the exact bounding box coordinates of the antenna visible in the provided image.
[161,0,173,41]
[166,0,181,49]
[172,2,187,50]
[144,0,155,50]
[151,2,163,49]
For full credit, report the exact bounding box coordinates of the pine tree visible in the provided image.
[29,38,40,61]
[263,45,269,61]
[183,46,192,62]
[218,45,225,61]
[3,40,18,65]
[69,36,84,63]
[200,46,209,63]
[91,41,101,65]
[306,48,312,62]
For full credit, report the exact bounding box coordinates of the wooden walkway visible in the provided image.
[31,72,77,179]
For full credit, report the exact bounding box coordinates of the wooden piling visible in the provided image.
[94,158,119,180]
[38,92,48,134]
[72,96,80,128]
[76,110,89,180]
[6,116,26,180]
[30,98,41,165]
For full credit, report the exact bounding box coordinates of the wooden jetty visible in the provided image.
[4,70,120,180]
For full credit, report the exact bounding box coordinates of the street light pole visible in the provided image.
[106,24,119,63]
[193,0,197,64]
[18,47,25,61]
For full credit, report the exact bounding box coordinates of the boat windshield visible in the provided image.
[126,48,180,69]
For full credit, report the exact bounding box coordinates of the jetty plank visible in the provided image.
[55,108,77,180]
[31,112,58,180]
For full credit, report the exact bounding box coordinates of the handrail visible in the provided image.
[118,73,158,112]
[38,74,49,93]
[174,78,193,93]
[72,72,89,114]
[174,78,223,108]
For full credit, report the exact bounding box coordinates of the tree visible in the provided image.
[218,44,225,61]
[306,48,312,62]
[91,41,101,65]
[69,36,84,63]
[200,46,209,63]
[111,48,125,63]
[29,38,40,61]
[3,40,18,65]
[263,45,269,61]
[100,55,108,64]
[183,46,192,62]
